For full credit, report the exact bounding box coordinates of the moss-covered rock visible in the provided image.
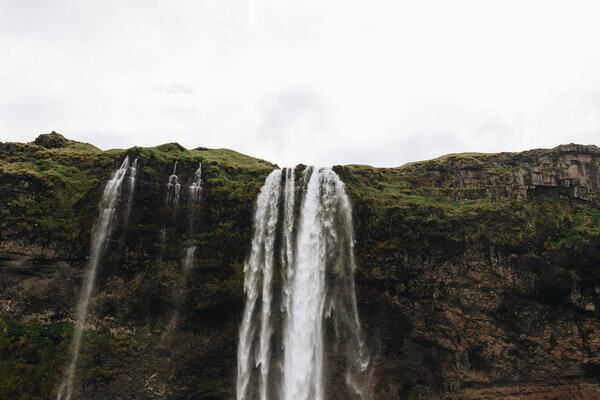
[34,131,70,148]
[1,137,600,399]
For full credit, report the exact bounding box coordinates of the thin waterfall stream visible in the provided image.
[57,157,136,400]
[167,161,181,209]
[164,162,203,334]
[122,157,138,223]
[237,167,371,400]
[183,163,202,268]
[184,162,203,271]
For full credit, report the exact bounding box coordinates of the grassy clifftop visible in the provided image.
[0,132,275,257]
[338,145,600,398]
[0,132,277,399]
[341,144,600,274]
[2,133,600,399]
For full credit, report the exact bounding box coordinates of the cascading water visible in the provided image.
[237,167,371,400]
[163,161,182,251]
[180,163,203,284]
[57,157,135,400]
[164,162,203,334]
[118,158,138,249]
[122,157,138,220]
[167,161,181,209]
[237,170,282,400]
[188,162,203,205]
[283,167,327,400]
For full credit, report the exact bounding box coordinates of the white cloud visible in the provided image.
[1,0,600,166]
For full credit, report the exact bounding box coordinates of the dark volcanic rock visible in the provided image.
[2,140,600,399]
[415,144,600,203]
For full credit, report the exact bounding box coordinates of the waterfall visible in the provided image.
[189,162,202,205]
[167,161,181,209]
[57,157,133,400]
[182,163,203,277]
[118,158,138,246]
[164,161,181,249]
[237,170,282,400]
[282,167,327,400]
[237,167,371,400]
[186,162,203,243]
[164,162,203,335]
[123,157,138,220]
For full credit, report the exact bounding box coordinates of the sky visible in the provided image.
[1,0,600,167]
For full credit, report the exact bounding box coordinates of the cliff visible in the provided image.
[1,133,600,399]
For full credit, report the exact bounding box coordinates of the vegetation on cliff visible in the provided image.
[339,147,600,398]
[1,133,275,398]
[1,133,600,399]
[0,133,275,256]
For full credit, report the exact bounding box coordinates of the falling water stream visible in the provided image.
[182,162,203,273]
[56,160,366,400]
[237,167,371,400]
[118,158,138,249]
[189,162,203,204]
[122,157,138,222]
[167,161,181,209]
[57,157,135,400]
[164,162,203,334]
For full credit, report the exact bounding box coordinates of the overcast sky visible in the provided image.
[1,1,599,167]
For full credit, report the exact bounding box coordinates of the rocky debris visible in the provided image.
[0,239,64,259]
[0,251,81,319]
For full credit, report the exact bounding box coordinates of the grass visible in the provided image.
[0,313,71,400]
[0,134,276,253]
[2,134,600,398]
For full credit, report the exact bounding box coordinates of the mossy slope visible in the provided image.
[2,134,600,399]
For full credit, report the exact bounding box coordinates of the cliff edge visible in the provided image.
[1,135,600,399]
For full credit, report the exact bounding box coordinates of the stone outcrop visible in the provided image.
[417,144,600,203]
[1,139,600,399]
[33,131,71,148]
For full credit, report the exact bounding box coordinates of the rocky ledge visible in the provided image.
[414,144,600,203]
[1,137,600,399]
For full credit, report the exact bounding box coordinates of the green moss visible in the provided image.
[0,313,71,400]
[0,135,275,256]
[3,135,600,398]
[515,196,600,268]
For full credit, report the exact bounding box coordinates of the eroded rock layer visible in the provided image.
[1,135,600,399]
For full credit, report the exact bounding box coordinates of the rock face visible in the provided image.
[1,138,600,399]
[416,144,600,203]
[343,144,600,399]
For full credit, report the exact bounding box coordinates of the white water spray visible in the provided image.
[237,167,371,400]
[125,158,138,209]
[164,162,204,335]
[181,163,203,282]
[237,170,282,400]
[186,162,203,239]
[167,161,181,208]
[282,167,327,400]
[57,157,134,400]
[181,163,203,283]
[189,162,202,205]
[121,158,138,227]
